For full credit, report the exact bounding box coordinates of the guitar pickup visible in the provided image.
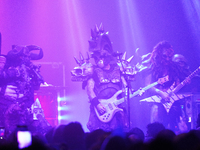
[108,103,113,110]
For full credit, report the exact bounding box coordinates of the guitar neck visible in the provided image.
[130,81,159,98]
[114,81,159,106]
[173,66,200,93]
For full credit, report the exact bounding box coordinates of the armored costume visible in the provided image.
[71,24,136,131]
[0,55,7,128]
[0,45,44,135]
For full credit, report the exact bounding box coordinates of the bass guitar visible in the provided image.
[140,66,200,113]
[94,75,169,123]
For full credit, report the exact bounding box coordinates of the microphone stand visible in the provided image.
[117,54,133,130]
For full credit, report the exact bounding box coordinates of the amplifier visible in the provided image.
[192,94,200,129]
[34,86,58,127]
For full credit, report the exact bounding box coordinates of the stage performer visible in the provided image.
[0,45,44,135]
[172,53,200,93]
[139,41,192,133]
[71,24,136,132]
[0,55,7,128]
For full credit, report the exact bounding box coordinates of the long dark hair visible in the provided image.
[149,41,180,87]
[150,41,173,68]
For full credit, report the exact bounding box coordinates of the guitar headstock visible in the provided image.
[158,75,169,84]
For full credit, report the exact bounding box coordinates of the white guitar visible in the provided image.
[94,75,169,123]
[140,66,200,113]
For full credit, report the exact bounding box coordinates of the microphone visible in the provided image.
[112,52,123,57]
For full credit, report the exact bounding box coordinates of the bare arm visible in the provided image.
[86,78,106,114]
[86,78,96,100]
[145,73,169,100]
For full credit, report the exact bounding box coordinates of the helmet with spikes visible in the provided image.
[88,23,113,56]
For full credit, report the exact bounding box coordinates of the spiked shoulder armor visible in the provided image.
[71,52,93,82]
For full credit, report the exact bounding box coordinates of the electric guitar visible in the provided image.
[94,75,169,123]
[140,66,200,113]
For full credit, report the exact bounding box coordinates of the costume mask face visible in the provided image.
[93,50,112,68]
[172,54,187,68]
[97,59,104,68]
[161,48,174,65]
[88,24,114,69]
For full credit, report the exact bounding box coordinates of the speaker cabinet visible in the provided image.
[192,94,200,129]
[34,86,58,127]
[33,62,66,127]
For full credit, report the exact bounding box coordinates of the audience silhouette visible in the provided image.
[0,120,200,150]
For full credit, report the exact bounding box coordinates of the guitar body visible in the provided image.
[94,90,123,123]
[140,92,192,113]
[94,76,169,123]
[140,66,200,113]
